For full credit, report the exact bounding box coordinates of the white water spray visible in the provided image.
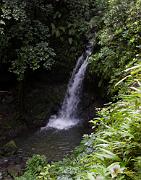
[41,43,93,130]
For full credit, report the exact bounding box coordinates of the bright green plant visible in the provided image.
[26,155,46,176]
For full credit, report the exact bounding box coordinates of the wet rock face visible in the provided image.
[0,83,67,145]
[23,83,67,127]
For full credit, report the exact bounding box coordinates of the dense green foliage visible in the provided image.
[90,0,141,94]
[15,0,141,179]
[0,0,105,80]
[0,0,56,80]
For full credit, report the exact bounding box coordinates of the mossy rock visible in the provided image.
[8,164,23,177]
[2,140,18,156]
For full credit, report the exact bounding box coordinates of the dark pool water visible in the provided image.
[15,125,86,161]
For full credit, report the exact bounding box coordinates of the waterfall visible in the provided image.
[41,43,93,130]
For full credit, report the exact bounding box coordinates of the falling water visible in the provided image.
[41,43,93,130]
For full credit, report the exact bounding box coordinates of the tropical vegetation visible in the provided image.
[0,0,141,179]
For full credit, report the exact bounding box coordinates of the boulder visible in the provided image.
[3,140,18,156]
